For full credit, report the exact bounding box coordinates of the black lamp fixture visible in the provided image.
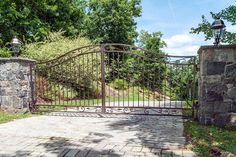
[11,36,22,57]
[211,16,226,45]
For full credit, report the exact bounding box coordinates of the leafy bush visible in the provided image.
[107,50,166,92]
[22,31,92,61]
[110,79,128,90]
[0,48,12,58]
[23,31,102,100]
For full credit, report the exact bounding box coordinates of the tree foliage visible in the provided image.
[83,0,142,44]
[137,30,167,90]
[109,31,167,92]
[190,4,236,44]
[0,0,85,46]
[138,30,166,52]
[0,0,141,47]
[168,60,196,100]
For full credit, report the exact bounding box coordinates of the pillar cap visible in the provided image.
[0,57,36,63]
[198,45,236,54]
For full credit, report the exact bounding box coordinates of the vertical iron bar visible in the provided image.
[187,62,190,108]
[147,72,150,108]
[53,64,56,106]
[153,63,156,107]
[29,63,35,111]
[112,52,115,106]
[70,60,73,107]
[49,67,53,107]
[82,54,85,106]
[122,52,125,107]
[132,56,135,107]
[34,64,37,110]
[63,62,69,109]
[92,52,95,106]
[170,64,172,108]
[105,51,110,107]
[87,53,89,106]
[76,56,79,107]
[96,52,99,106]
[181,64,184,108]
[41,69,44,111]
[158,64,160,108]
[78,58,81,107]
[108,52,111,107]
[142,59,145,107]
[101,45,106,113]
[42,68,45,108]
[60,64,63,108]
[127,53,130,108]
[117,51,120,107]
[164,62,167,108]
[175,64,177,108]
[192,57,197,117]
[46,67,50,110]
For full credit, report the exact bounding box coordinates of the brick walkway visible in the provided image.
[0,113,196,157]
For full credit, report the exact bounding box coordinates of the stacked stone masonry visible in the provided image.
[198,45,236,127]
[0,58,36,112]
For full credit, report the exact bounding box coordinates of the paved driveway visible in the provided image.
[0,113,196,157]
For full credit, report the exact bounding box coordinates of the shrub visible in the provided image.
[0,48,12,58]
[22,31,92,61]
[23,31,102,100]
[111,79,128,90]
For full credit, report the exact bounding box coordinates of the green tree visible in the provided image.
[0,0,85,46]
[138,30,166,52]
[112,30,167,91]
[190,3,236,44]
[83,0,141,44]
[137,30,167,90]
[168,59,196,100]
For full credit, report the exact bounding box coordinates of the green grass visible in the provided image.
[61,91,146,105]
[38,87,157,106]
[36,85,192,113]
[36,87,160,111]
[0,111,31,124]
[184,120,236,157]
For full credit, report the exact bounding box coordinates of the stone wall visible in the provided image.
[0,58,36,112]
[198,45,236,127]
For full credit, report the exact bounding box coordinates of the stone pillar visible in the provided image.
[198,45,236,127]
[0,58,36,112]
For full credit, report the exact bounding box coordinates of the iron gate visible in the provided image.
[30,44,197,116]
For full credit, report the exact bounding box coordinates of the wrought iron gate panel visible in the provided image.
[31,44,197,116]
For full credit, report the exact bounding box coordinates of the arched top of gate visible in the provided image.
[102,43,197,65]
[102,43,195,58]
[36,43,197,66]
[37,44,101,65]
